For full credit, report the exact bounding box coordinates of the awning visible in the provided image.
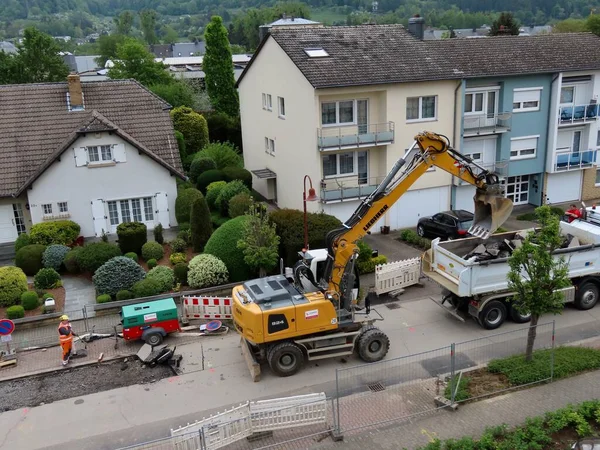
[251,168,277,179]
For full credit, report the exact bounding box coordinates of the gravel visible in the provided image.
[0,358,174,412]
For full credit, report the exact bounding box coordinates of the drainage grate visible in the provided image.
[385,302,401,310]
[368,382,386,392]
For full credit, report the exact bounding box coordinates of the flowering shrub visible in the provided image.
[170,252,187,265]
[187,254,229,289]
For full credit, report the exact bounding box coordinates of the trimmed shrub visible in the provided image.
[142,241,164,261]
[15,244,47,276]
[170,252,187,265]
[357,255,388,275]
[196,142,243,170]
[7,305,25,320]
[14,233,30,253]
[170,106,209,153]
[190,195,212,252]
[77,242,122,274]
[124,252,139,262]
[550,206,565,217]
[174,263,189,285]
[222,167,252,190]
[178,222,190,233]
[21,291,40,311]
[93,256,146,296]
[29,220,80,246]
[64,247,83,274]
[175,188,203,223]
[177,178,194,192]
[169,238,187,253]
[177,230,191,244]
[357,240,373,264]
[147,258,157,269]
[197,169,226,194]
[116,222,148,255]
[42,244,70,271]
[116,290,133,301]
[97,294,112,304]
[174,130,187,166]
[211,212,230,229]
[154,223,164,245]
[187,254,229,288]
[146,266,175,292]
[205,112,242,151]
[0,267,28,307]
[228,192,253,218]
[132,277,163,298]
[34,268,61,290]
[216,180,250,216]
[204,216,253,282]
[206,181,227,210]
[189,157,217,184]
[42,293,54,301]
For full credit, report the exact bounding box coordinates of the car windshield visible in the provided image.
[458,220,473,230]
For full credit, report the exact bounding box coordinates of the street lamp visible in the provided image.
[303,175,319,251]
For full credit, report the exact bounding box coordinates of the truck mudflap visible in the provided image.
[429,295,466,322]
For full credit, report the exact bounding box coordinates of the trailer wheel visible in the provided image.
[267,342,304,377]
[357,328,390,363]
[144,331,163,346]
[575,282,599,310]
[509,304,531,323]
[478,300,507,330]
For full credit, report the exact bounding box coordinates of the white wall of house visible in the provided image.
[0,196,31,244]
[27,132,178,238]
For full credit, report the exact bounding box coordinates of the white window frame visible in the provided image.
[58,202,68,213]
[512,87,542,113]
[106,197,155,230]
[510,135,539,160]
[464,152,482,161]
[262,93,273,110]
[406,95,437,122]
[321,99,363,127]
[87,144,113,164]
[504,175,530,205]
[560,86,575,105]
[278,96,286,119]
[42,204,53,215]
[464,87,500,116]
[322,151,368,179]
[265,137,275,155]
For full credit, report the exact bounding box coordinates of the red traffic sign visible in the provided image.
[0,319,15,336]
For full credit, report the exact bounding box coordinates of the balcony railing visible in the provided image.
[558,104,600,125]
[553,147,598,172]
[317,122,394,151]
[455,159,509,185]
[320,175,385,202]
[463,112,511,136]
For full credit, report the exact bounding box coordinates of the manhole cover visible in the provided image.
[368,382,385,392]
[385,302,400,310]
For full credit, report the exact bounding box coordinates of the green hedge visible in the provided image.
[216,180,250,216]
[228,193,253,218]
[116,222,148,255]
[124,252,139,262]
[175,188,203,223]
[205,181,227,210]
[7,305,25,319]
[92,256,146,296]
[174,262,189,285]
[146,266,175,292]
[222,167,252,190]
[204,215,253,282]
[77,242,122,274]
[132,277,163,298]
[64,247,83,274]
[15,244,47,276]
[21,291,40,311]
[34,268,61,290]
[197,169,226,194]
[169,238,187,253]
[141,241,164,261]
[397,229,432,250]
[190,195,212,252]
[357,255,388,274]
[196,142,243,170]
[0,267,28,307]
[14,233,30,253]
[147,258,157,269]
[29,220,80,246]
[189,157,217,184]
[97,294,112,304]
[116,290,133,301]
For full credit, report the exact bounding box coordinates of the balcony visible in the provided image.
[455,160,509,186]
[463,112,511,137]
[558,104,600,125]
[553,147,598,172]
[317,122,394,151]
[320,175,384,202]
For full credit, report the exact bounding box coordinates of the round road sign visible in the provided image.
[0,319,15,336]
[206,320,222,332]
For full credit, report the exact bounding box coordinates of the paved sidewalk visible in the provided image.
[315,370,600,450]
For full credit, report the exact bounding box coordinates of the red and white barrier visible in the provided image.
[183,296,233,319]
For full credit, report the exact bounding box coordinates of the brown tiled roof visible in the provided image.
[239,25,600,89]
[0,79,184,198]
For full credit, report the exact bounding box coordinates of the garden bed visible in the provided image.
[0,286,65,320]
[137,243,197,272]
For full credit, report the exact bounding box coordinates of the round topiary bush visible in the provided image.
[64,247,83,274]
[132,278,163,298]
[189,156,217,184]
[6,305,25,319]
[147,258,158,269]
[173,263,189,285]
[116,290,133,301]
[92,256,146,296]
[14,233,30,253]
[146,266,175,292]
[42,244,71,271]
[196,169,226,194]
[29,220,80,246]
[124,252,139,262]
[141,241,164,261]
[175,188,203,224]
[77,242,122,274]
[21,291,40,311]
[15,244,47,276]
[196,142,243,170]
[228,192,253,218]
[187,254,229,288]
[206,181,227,210]
[170,252,186,265]
[0,266,28,307]
[34,268,61,290]
[169,238,187,253]
[216,180,250,216]
[204,215,253,282]
[116,222,148,255]
[222,167,253,190]
[97,294,112,304]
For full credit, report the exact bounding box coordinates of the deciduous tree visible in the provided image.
[140,9,158,44]
[586,14,600,36]
[108,38,173,86]
[114,11,134,36]
[238,203,280,278]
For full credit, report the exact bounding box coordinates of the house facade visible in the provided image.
[0,75,184,244]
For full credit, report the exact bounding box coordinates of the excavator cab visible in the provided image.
[470,186,514,238]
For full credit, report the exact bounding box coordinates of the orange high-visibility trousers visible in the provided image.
[61,340,72,363]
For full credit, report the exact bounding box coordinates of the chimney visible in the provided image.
[67,73,84,111]
[408,14,425,40]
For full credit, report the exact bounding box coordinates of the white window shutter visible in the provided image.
[112,143,127,163]
[91,199,107,237]
[74,147,88,167]
[155,192,170,227]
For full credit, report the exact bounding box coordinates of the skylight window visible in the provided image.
[304,47,329,58]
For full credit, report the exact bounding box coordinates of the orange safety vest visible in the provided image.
[58,322,73,344]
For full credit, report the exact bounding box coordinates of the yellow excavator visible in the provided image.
[232,131,513,377]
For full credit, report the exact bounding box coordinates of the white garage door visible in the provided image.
[322,200,361,224]
[546,171,582,204]
[454,185,477,213]
[388,186,450,230]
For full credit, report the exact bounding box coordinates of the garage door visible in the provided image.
[546,171,582,204]
[388,186,450,230]
[454,185,477,213]
[322,200,361,224]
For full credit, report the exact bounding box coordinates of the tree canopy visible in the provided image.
[489,12,521,36]
[107,37,173,86]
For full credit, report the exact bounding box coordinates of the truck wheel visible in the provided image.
[509,305,531,323]
[575,282,599,310]
[267,342,304,377]
[357,328,390,363]
[144,332,163,346]
[478,300,507,330]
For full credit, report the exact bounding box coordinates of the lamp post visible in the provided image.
[303,175,319,251]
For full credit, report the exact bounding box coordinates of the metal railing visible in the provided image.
[558,104,600,125]
[320,175,384,202]
[317,122,395,150]
[553,147,598,172]
[455,159,509,186]
[463,112,512,135]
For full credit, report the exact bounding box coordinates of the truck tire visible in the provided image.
[144,331,163,346]
[509,304,531,323]
[267,342,305,377]
[575,281,599,310]
[478,300,507,330]
[357,328,390,363]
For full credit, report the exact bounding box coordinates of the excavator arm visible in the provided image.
[321,131,513,312]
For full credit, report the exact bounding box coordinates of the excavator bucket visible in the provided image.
[468,188,514,239]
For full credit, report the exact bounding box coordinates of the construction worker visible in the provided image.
[566,204,583,223]
[58,315,77,366]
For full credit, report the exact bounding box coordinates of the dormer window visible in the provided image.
[304,47,329,58]
[88,145,113,163]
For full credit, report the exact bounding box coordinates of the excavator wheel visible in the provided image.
[357,327,390,363]
[267,342,305,377]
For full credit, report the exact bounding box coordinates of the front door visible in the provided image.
[0,204,18,244]
[505,175,530,206]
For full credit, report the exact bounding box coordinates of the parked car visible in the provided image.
[416,210,474,240]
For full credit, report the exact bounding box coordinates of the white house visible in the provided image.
[0,75,185,244]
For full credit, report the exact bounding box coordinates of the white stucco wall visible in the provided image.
[26,132,178,238]
[0,195,31,243]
